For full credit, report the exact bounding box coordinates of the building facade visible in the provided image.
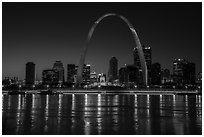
[26,62,35,85]
[53,61,65,83]
[151,62,161,85]
[67,64,78,83]
[42,69,59,85]
[82,64,91,85]
[108,56,118,82]
[133,45,151,85]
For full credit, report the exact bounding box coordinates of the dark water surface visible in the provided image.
[2,93,202,135]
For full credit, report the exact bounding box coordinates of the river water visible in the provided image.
[2,93,202,135]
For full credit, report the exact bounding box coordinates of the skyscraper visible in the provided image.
[82,64,91,85]
[119,65,138,85]
[172,59,187,85]
[161,68,171,84]
[26,62,35,85]
[53,61,65,83]
[151,62,161,85]
[183,62,196,85]
[134,45,151,84]
[67,64,78,83]
[42,69,58,85]
[108,56,118,82]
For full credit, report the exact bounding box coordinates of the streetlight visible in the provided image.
[160,85,162,91]
[134,85,137,90]
[147,85,149,91]
[173,86,175,91]
[72,85,75,90]
[47,85,49,90]
[98,85,101,91]
[33,85,35,90]
[19,85,21,91]
[185,85,188,91]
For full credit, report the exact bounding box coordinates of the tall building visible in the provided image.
[90,71,97,83]
[183,62,196,85]
[151,63,161,85]
[108,56,118,82]
[172,59,187,85]
[67,64,78,83]
[53,61,65,83]
[133,45,151,84]
[82,64,91,85]
[161,68,171,84]
[98,73,106,86]
[119,64,139,86]
[42,69,58,85]
[173,59,196,86]
[26,62,35,85]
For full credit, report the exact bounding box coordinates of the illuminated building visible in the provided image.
[150,63,161,85]
[42,69,58,85]
[67,64,78,83]
[98,73,106,86]
[82,64,91,85]
[161,68,172,84]
[108,56,118,82]
[26,62,35,85]
[134,45,151,84]
[173,59,196,86]
[119,65,138,86]
[53,61,65,84]
[90,71,97,83]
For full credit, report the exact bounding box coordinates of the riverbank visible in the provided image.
[2,89,201,95]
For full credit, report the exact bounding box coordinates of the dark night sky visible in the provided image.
[3,2,202,80]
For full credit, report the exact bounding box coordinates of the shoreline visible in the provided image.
[2,89,201,95]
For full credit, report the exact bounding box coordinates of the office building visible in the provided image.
[42,69,58,85]
[26,62,35,85]
[108,56,118,82]
[67,64,78,83]
[183,62,196,85]
[53,61,65,83]
[82,64,91,85]
[151,62,161,85]
[133,45,151,84]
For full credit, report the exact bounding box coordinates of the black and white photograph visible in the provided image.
[2,1,202,135]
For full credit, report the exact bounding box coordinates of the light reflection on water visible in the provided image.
[2,93,202,135]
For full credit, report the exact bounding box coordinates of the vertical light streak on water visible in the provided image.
[16,94,21,133]
[159,95,163,116]
[44,95,49,133]
[112,95,119,131]
[196,95,202,119]
[97,94,102,135]
[84,94,88,116]
[172,94,176,116]
[8,95,11,109]
[84,94,91,135]
[185,95,189,116]
[146,95,150,117]
[31,94,36,130]
[57,94,62,130]
[134,94,138,131]
[71,94,76,130]
[71,94,75,112]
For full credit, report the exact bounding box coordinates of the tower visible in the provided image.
[67,64,78,83]
[134,45,151,84]
[108,56,118,82]
[26,62,35,85]
[53,61,65,84]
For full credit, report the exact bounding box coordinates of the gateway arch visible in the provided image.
[76,13,148,87]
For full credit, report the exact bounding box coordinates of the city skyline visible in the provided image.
[3,2,202,80]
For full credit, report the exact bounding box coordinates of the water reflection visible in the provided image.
[2,93,202,135]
